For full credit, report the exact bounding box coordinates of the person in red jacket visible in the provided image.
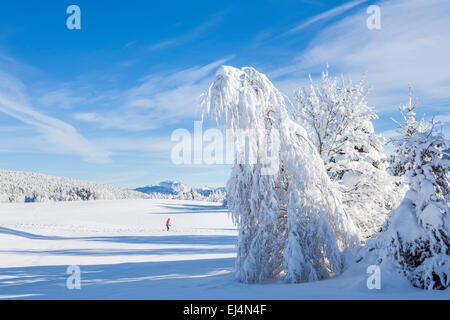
[166,218,171,231]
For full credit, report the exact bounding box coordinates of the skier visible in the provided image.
[166,218,171,231]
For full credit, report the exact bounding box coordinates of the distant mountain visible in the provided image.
[135,181,190,195]
[134,181,226,202]
[0,170,148,203]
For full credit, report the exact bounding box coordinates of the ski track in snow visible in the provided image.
[0,199,448,299]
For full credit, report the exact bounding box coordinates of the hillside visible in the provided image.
[0,170,148,203]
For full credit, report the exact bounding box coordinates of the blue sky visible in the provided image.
[0,0,449,188]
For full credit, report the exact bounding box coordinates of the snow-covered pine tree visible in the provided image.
[367,93,450,290]
[389,89,431,176]
[294,68,403,241]
[202,66,358,283]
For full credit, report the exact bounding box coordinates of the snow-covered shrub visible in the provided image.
[294,68,404,241]
[203,66,358,283]
[366,93,449,290]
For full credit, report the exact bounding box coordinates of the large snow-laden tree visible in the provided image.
[202,66,358,283]
[294,68,403,241]
[367,94,450,290]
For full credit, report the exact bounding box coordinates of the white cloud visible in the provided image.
[73,112,99,122]
[272,0,450,114]
[38,88,86,110]
[435,114,450,124]
[149,10,229,52]
[74,56,234,131]
[91,136,175,158]
[284,0,368,35]
[0,71,110,163]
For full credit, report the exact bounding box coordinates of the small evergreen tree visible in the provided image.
[389,89,431,176]
[368,92,449,290]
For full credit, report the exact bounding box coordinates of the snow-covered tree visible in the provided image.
[203,66,358,283]
[207,190,226,203]
[389,89,431,176]
[294,68,403,241]
[293,68,378,169]
[367,93,450,290]
[0,170,148,203]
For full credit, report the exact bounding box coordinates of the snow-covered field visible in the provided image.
[0,199,448,299]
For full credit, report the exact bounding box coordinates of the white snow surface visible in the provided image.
[0,199,448,299]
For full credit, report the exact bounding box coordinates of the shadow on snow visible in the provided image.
[0,227,236,246]
[0,258,236,299]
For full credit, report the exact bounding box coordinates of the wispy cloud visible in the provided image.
[284,0,367,35]
[38,88,87,110]
[92,136,175,155]
[272,0,450,115]
[74,56,234,131]
[435,114,450,124]
[149,10,229,51]
[0,70,110,163]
